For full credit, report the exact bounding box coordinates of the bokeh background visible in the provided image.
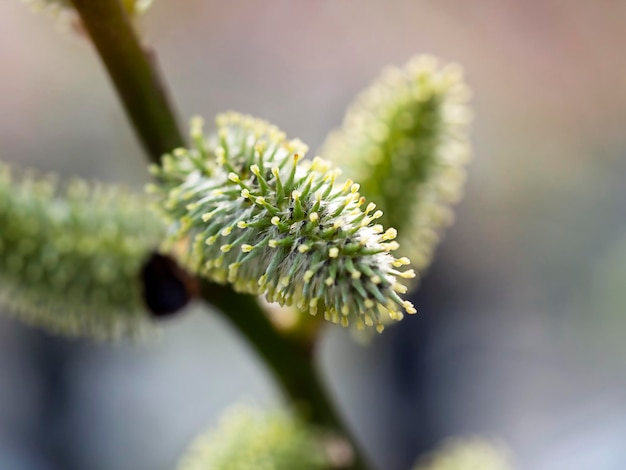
[2,1,626,469]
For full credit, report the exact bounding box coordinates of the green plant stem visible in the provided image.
[201,282,369,469]
[70,1,370,468]
[70,0,184,162]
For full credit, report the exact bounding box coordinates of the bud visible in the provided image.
[0,164,165,339]
[177,406,329,470]
[151,112,416,331]
[321,56,472,284]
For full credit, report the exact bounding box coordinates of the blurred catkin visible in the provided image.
[0,163,165,339]
[177,406,329,470]
[150,112,416,332]
[321,56,472,285]
[413,438,514,470]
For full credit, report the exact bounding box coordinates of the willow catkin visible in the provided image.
[321,56,472,283]
[150,112,416,332]
[177,406,329,470]
[0,164,165,339]
[413,438,514,470]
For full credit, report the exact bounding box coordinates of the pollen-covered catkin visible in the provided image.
[177,406,329,470]
[321,56,472,282]
[150,112,416,331]
[0,164,165,339]
[413,438,514,470]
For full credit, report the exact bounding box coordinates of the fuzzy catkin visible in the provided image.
[413,438,514,470]
[150,112,416,331]
[0,164,164,339]
[321,55,472,281]
[176,406,329,470]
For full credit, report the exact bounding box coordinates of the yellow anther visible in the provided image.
[241,244,254,252]
[220,244,232,253]
[393,257,411,267]
[382,228,397,241]
[403,300,417,314]
[329,247,339,258]
[393,283,408,294]
[384,241,400,251]
[399,269,416,279]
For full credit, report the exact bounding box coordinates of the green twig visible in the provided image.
[201,282,369,469]
[70,0,184,161]
[69,1,370,468]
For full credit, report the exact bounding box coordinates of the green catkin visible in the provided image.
[321,55,472,283]
[150,112,416,332]
[0,164,164,339]
[413,438,514,470]
[176,406,329,470]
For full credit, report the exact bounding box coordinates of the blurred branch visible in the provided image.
[68,1,370,468]
[69,0,184,161]
[202,281,369,469]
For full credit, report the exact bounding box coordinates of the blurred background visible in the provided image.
[2,1,626,469]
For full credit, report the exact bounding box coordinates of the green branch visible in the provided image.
[69,1,370,468]
[202,283,369,469]
[70,0,184,161]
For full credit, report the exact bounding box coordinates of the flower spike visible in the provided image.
[0,164,166,339]
[321,55,472,282]
[177,406,329,470]
[151,112,416,330]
